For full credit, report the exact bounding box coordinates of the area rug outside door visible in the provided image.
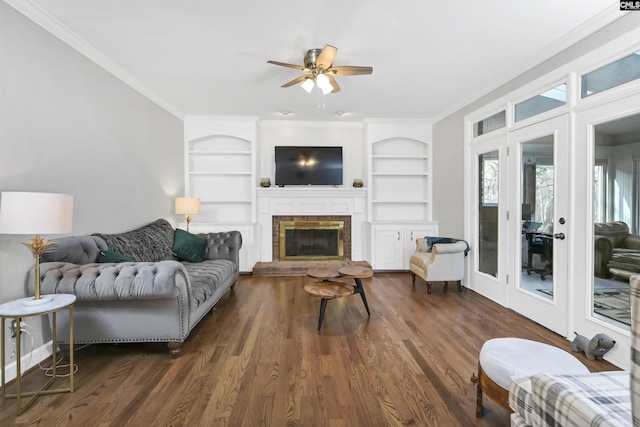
[537,288,630,326]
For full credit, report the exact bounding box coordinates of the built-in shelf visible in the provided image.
[372,154,428,159]
[188,150,251,155]
[371,172,429,176]
[369,135,431,223]
[185,121,256,225]
[189,171,252,176]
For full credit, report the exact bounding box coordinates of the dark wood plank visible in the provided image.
[0,272,619,426]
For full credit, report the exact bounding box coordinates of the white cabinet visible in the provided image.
[370,223,439,270]
[373,227,404,270]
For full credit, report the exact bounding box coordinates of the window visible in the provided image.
[480,154,499,205]
[473,111,506,137]
[515,84,567,122]
[581,50,640,98]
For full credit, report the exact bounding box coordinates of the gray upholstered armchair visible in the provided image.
[409,238,467,294]
[594,221,640,279]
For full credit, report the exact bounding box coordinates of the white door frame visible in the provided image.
[507,114,570,337]
[466,134,509,305]
[571,93,640,370]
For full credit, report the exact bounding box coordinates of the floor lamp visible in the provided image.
[0,192,74,305]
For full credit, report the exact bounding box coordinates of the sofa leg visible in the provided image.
[167,341,183,357]
[457,280,463,292]
[411,272,416,284]
[426,281,432,294]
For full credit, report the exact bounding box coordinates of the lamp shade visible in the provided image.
[175,197,201,215]
[0,192,73,235]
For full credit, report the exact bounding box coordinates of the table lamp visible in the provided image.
[175,197,200,232]
[0,192,74,305]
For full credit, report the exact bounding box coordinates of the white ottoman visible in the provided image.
[471,337,590,417]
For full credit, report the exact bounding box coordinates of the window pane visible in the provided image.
[592,113,640,330]
[473,111,506,137]
[515,84,567,122]
[582,50,640,98]
[478,150,499,277]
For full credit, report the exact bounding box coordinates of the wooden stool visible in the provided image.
[304,265,372,330]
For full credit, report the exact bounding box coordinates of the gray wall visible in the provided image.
[0,3,183,358]
[431,12,640,238]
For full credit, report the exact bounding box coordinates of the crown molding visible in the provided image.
[5,0,184,120]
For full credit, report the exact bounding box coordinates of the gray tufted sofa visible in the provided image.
[27,219,242,356]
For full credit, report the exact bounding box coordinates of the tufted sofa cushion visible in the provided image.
[34,260,189,300]
[41,235,107,264]
[93,218,175,262]
[183,259,238,310]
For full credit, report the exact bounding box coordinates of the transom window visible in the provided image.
[515,84,567,122]
[581,50,640,98]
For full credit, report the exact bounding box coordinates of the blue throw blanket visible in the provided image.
[425,236,470,256]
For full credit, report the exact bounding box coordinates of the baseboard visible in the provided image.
[3,340,52,383]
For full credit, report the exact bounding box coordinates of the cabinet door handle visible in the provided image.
[397,232,401,241]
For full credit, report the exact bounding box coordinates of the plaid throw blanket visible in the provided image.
[530,371,631,426]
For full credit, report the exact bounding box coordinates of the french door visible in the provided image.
[468,134,508,305]
[507,114,570,337]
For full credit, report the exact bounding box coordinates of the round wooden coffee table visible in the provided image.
[304,265,372,330]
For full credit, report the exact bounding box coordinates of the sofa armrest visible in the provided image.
[202,231,242,268]
[622,233,640,250]
[28,260,190,302]
[594,235,614,277]
[529,371,631,427]
[432,241,468,255]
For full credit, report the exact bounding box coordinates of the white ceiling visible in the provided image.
[10,0,621,121]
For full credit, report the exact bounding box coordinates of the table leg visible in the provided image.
[16,316,22,415]
[69,305,74,392]
[353,278,371,316]
[318,298,329,330]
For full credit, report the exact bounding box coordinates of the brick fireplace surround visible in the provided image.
[272,215,351,261]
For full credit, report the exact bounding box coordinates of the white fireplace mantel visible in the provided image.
[257,187,367,261]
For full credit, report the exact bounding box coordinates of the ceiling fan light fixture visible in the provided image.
[301,78,315,94]
[316,74,332,95]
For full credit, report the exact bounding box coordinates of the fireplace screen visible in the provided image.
[279,221,344,261]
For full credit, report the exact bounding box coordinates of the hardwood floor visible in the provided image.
[0,273,618,426]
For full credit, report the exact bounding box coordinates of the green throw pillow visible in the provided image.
[172,229,207,263]
[98,250,135,263]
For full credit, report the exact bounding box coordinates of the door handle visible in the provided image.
[397,232,401,241]
[553,233,565,240]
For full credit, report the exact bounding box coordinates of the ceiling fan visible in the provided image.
[267,45,373,94]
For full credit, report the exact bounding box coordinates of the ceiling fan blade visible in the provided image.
[329,66,373,76]
[326,74,340,93]
[316,45,338,70]
[281,75,309,88]
[267,60,308,72]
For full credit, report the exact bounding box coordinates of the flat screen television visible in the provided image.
[275,146,343,186]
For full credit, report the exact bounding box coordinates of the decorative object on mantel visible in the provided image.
[352,179,364,188]
[260,177,272,187]
[175,197,200,232]
[0,191,74,305]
